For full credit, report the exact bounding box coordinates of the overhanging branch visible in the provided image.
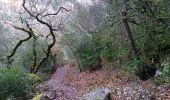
[43,7,70,17]
[22,0,57,73]
[7,24,33,68]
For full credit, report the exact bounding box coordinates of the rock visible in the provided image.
[35,82,52,93]
[80,88,111,100]
[34,83,56,100]
[46,90,56,99]
[37,91,56,100]
[32,93,50,100]
[39,95,50,100]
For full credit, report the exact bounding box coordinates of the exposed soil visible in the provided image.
[45,65,170,100]
[47,65,78,100]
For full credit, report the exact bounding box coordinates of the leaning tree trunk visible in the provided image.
[7,24,33,69]
[122,0,138,59]
[122,17,138,59]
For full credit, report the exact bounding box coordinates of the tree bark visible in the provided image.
[22,0,57,73]
[122,17,138,59]
[30,35,37,73]
[122,0,138,59]
[7,25,33,69]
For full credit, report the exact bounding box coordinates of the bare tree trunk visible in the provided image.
[50,53,57,73]
[122,0,138,59]
[22,0,57,73]
[22,0,70,73]
[30,35,37,73]
[122,17,138,58]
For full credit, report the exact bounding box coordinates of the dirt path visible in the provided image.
[47,65,78,100]
[45,65,170,100]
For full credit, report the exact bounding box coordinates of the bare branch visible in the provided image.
[45,34,50,39]
[43,7,70,17]
[13,25,31,33]
[22,0,58,73]
[7,24,33,68]
[22,0,36,17]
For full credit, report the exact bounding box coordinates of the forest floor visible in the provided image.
[46,65,170,100]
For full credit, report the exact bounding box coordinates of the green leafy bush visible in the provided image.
[122,60,139,74]
[153,60,170,86]
[123,59,157,81]
[154,75,168,86]
[0,67,40,99]
[78,41,101,71]
[162,61,170,76]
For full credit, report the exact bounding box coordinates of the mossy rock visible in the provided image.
[32,93,50,100]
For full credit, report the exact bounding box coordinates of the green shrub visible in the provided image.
[162,61,170,76]
[122,60,139,74]
[154,75,168,86]
[78,41,101,71]
[0,67,40,99]
[123,59,157,81]
[152,60,170,86]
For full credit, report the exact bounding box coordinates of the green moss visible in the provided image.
[32,93,45,100]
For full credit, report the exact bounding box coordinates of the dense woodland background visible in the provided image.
[0,0,170,99]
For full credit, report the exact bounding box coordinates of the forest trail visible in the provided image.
[46,65,170,100]
[47,65,78,100]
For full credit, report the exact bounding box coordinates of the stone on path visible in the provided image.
[80,88,111,100]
